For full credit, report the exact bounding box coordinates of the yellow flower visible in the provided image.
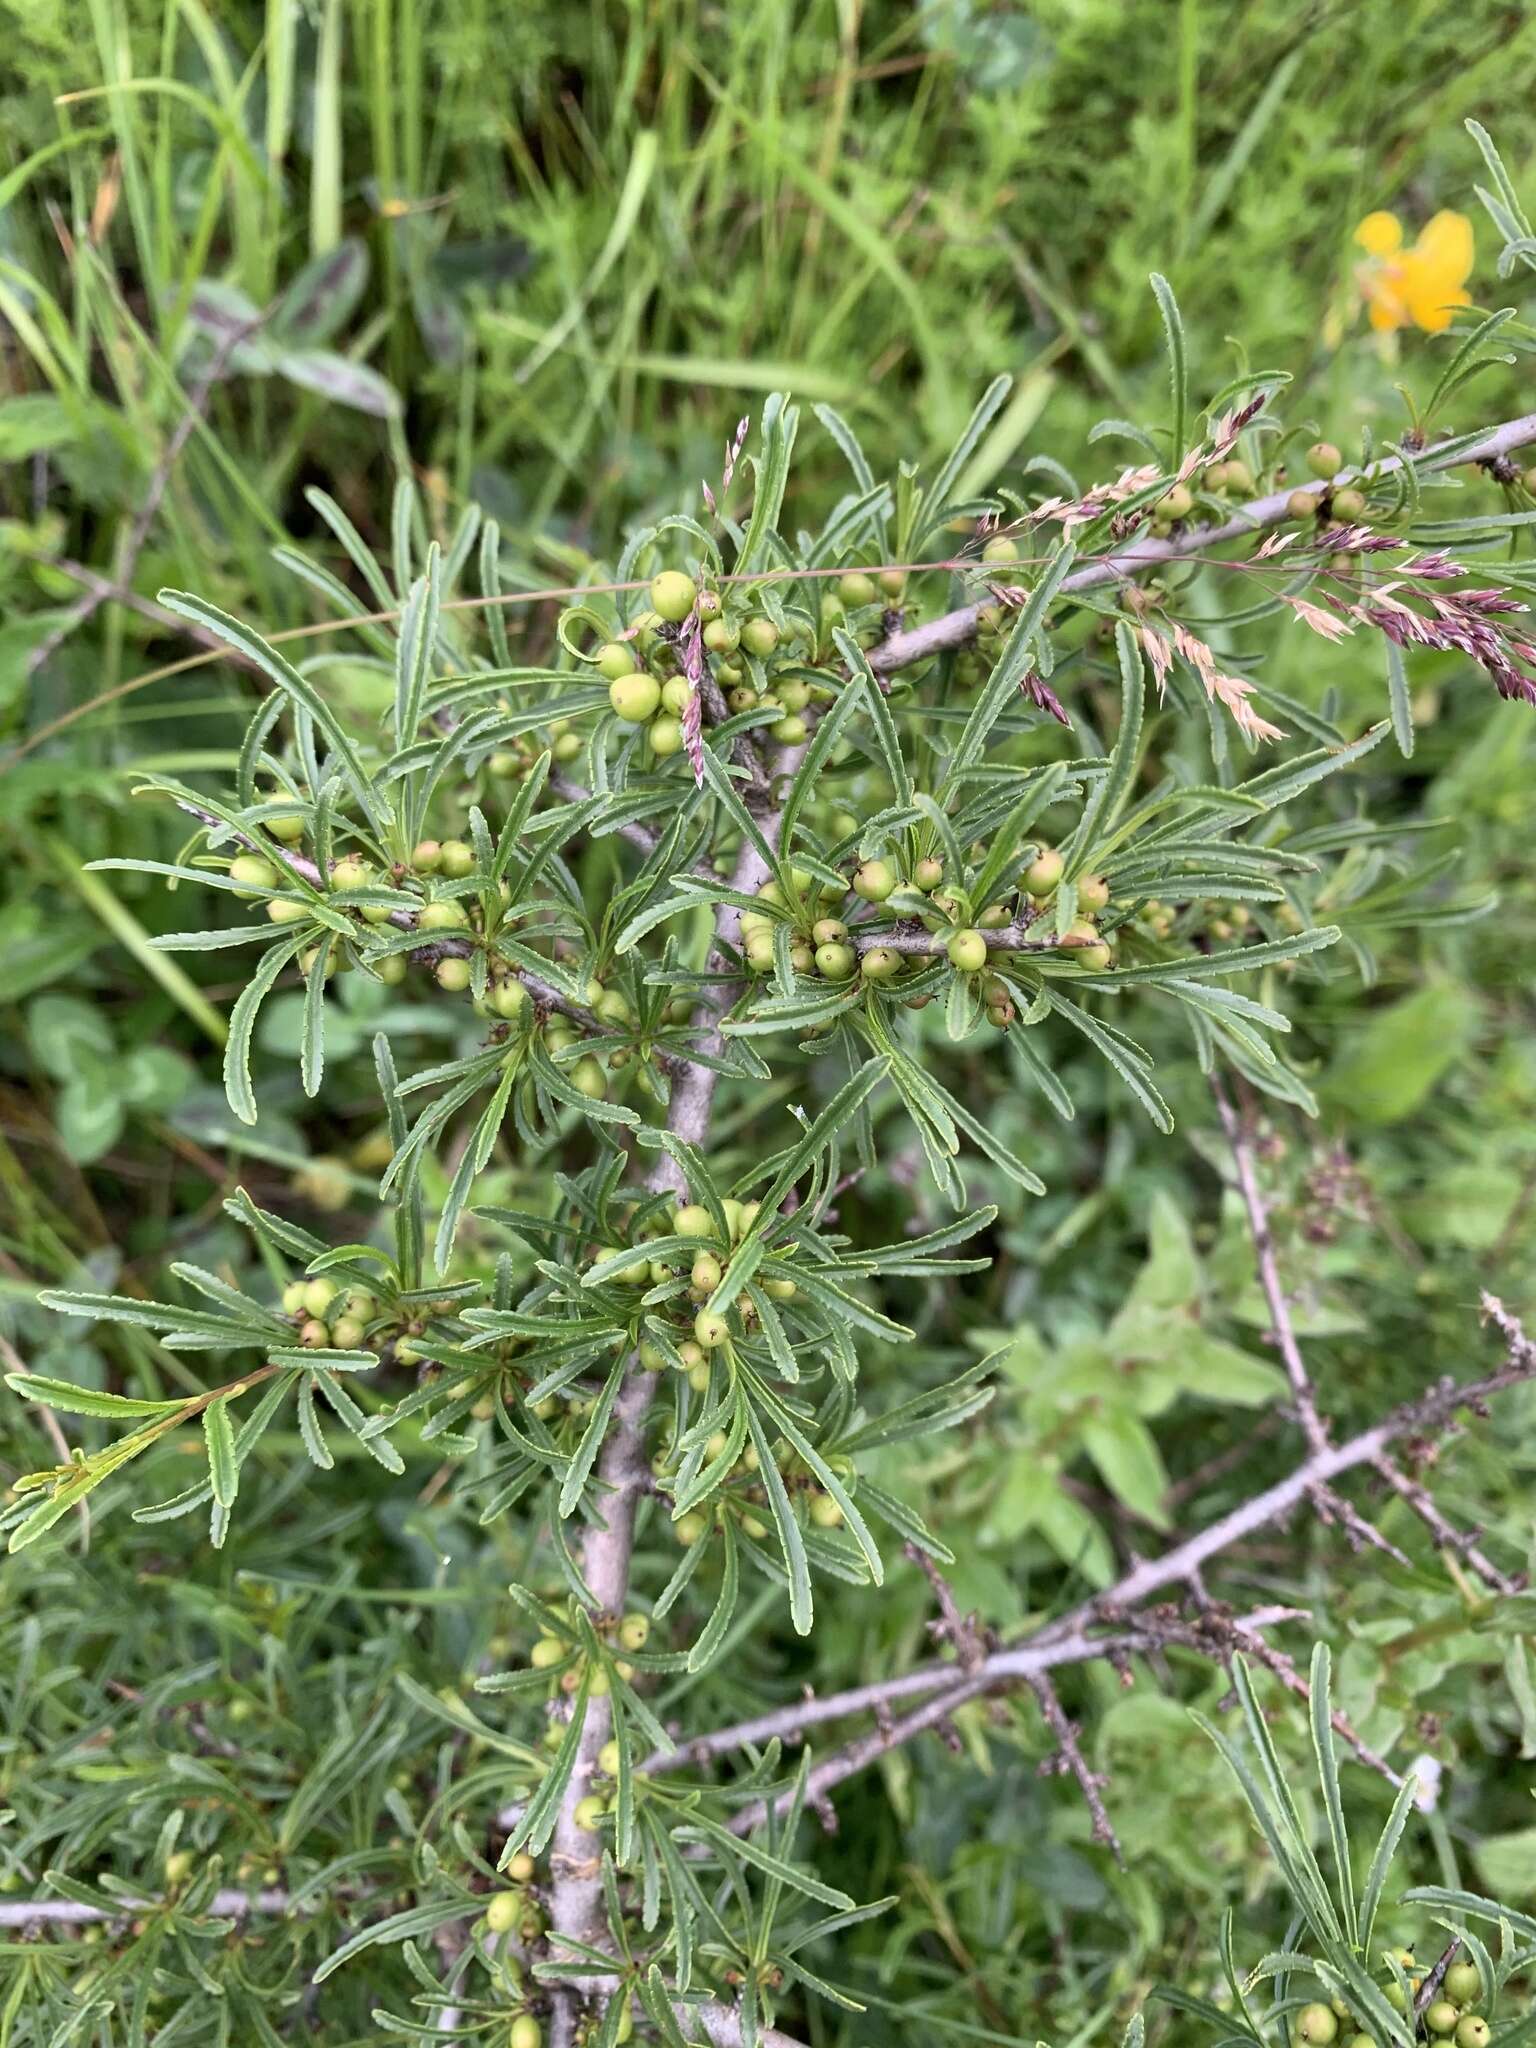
[1352,209,1474,333]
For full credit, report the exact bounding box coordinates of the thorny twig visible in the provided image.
[1029,1673,1123,1863]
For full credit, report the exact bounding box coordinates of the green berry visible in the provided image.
[691,1252,722,1292]
[329,1315,367,1349]
[418,901,468,931]
[947,928,988,974]
[853,859,895,902]
[1024,848,1063,894]
[1444,1964,1481,2007]
[435,957,472,992]
[675,1511,707,1545]
[981,533,1020,564]
[1456,2021,1490,2048]
[649,715,684,756]
[485,1891,522,1933]
[838,571,877,606]
[267,812,306,843]
[570,1056,607,1100]
[1307,441,1343,479]
[861,946,901,981]
[329,854,371,893]
[1426,2007,1459,2038]
[815,942,855,980]
[1078,874,1110,911]
[810,1493,844,1528]
[1157,483,1194,521]
[299,1318,331,1348]
[1287,490,1320,521]
[266,897,309,924]
[703,617,739,654]
[771,715,807,743]
[509,2019,541,2048]
[618,1613,649,1650]
[912,857,944,892]
[530,1636,565,1669]
[741,616,779,657]
[610,673,662,723]
[812,918,847,945]
[302,1277,338,1317]
[1297,2006,1338,2046]
[282,1281,308,1314]
[596,641,638,680]
[229,854,278,893]
[694,1309,729,1349]
[1331,488,1367,519]
[674,1204,713,1238]
[411,839,442,872]
[650,570,697,622]
[661,675,692,712]
[492,979,528,1019]
[439,840,474,878]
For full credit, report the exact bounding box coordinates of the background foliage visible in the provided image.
[3,1,1536,2043]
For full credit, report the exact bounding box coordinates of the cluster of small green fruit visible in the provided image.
[278,1274,380,1351]
[1292,1953,1490,2048]
[656,1433,848,1552]
[735,839,1115,1001]
[606,1197,796,1379]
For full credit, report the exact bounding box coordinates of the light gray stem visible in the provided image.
[867,410,1536,676]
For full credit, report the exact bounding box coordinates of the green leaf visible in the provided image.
[225,931,308,1124]
[4,1375,185,1420]
[1149,272,1187,457]
[203,1397,239,1509]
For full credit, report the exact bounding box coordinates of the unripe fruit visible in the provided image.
[1078,874,1110,911]
[661,676,693,713]
[303,1277,339,1316]
[674,1204,713,1238]
[810,1493,844,1528]
[1024,847,1063,894]
[981,533,1020,564]
[610,673,662,723]
[741,616,779,657]
[1157,483,1193,521]
[815,942,855,980]
[299,1318,331,1348]
[437,840,472,879]
[282,1281,308,1314]
[771,715,807,743]
[977,902,1010,929]
[649,715,684,756]
[789,942,814,974]
[745,933,776,973]
[329,854,371,893]
[492,979,528,1020]
[1297,2006,1338,2046]
[703,617,740,654]
[854,860,895,902]
[838,571,877,606]
[618,1613,650,1650]
[418,901,468,931]
[330,1315,367,1349]
[1456,2021,1489,2048]
[596,641,638,680]
[229,854,278,893]
[675,1511,707,1545]
[267,897,309,924]
[1444,1964,1481,2006]
[650,570,697,622]
[720,1199,746,1239]
[1307,441,1343,478]
[485,1891,522,1933]
[267,812,306,843]
[570,1057,607,1100]
[912,857,944,892]
[164,1849,195,1886]
[861,946,901,981]
[1331,488,1367,519]
[691,1253,723,1293]
[510,2015,542,2048]
[812,919,848,945]
[595,990,632,1027]
[694,1309,729,1349]
[1287,490,1319,520]
[435,957,473,992]
[1064,919,1112,971]
[947,929,988,973]
[1426,2007,1459,2038]
[530,1636,565,1669]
